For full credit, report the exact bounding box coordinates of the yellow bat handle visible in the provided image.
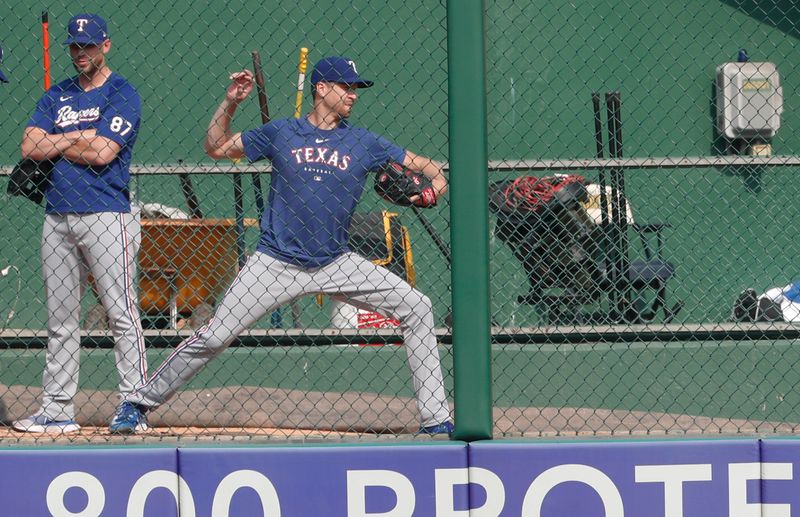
[294,47,309,119]
[297,47,321,309]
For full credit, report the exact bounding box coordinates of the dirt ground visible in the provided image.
[1,383,797,444]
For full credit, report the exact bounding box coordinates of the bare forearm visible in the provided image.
[204,99,239,157]
[62,139,100,165]
[204,70,253,160]
[422,162,447,196]
[63,134,121,166]
[404,152,448,196]
[21,133,77,161]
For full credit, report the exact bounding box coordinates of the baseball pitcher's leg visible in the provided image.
[128,252,306,409]
[39,215,83,421]
[321,253,451,427]
[81,213,147,395]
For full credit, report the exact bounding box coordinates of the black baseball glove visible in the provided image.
[7,158,53,205]
[374,162,437,208]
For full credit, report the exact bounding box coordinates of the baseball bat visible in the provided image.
[177,160,202,218]
[252,51,270,123]
[610,92,630,313]
[605,91,630,319]
[591,93,612,304]
[249,51,268,215]
[411,205,451,265]
[179,175,202,218]
[233,167,246,270]
[288,48,308,326]
[42,11,51,90]
[604,93,620,287]
[604,92,621,317]
[411,191,458,327]
[294,48,309,118]
[251,49,302,327]
[591,93,609,229]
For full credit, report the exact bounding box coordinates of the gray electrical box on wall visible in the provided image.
[716,62,783,144]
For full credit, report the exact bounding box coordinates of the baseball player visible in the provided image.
[110,56,454,436]
[13,13,146,433]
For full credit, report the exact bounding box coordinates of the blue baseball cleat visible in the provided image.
[109,401,148,434]
[418,420,454,437]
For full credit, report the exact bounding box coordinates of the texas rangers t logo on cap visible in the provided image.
[75,18,90,31]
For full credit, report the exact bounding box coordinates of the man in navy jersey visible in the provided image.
[13,13,146,434]
[110,56,454,436]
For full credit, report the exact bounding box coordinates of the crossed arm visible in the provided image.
[21,126,122,166]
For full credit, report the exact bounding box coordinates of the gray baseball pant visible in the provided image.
[130,251,451,427]
[39,212,147,421]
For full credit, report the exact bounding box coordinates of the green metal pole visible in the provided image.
[447,0,492,441]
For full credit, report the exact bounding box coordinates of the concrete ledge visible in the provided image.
[1,322,798,348]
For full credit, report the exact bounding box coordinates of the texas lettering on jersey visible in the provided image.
[290,146,351,171]
[55,104,101,128]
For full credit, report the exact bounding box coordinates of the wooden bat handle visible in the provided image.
[251,51,270,124]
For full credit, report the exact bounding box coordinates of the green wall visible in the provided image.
[1,0,798,329]
[485,0,800,324]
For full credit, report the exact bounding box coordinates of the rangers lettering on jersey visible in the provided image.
[55,105,101,128]
[290,147,351,171]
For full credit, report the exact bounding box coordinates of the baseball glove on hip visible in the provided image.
[374,162,437,208]
[7,158,53,205]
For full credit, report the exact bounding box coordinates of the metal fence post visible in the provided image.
[447,0,492,441]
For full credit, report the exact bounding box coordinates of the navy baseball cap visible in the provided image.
[63,13,108,46]
[0,46,7,83]
[310,56,373,88]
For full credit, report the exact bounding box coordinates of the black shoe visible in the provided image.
[731,288,758,322]
[756,297,784,322]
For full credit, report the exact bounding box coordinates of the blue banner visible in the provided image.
[0,448,178,517]
[0,443,467,517]
[2,438,798,516]
[178,443,468,516]
[469,439,761,517]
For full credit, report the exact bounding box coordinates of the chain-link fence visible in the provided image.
[0,0,798,443]
[484,0,800,438]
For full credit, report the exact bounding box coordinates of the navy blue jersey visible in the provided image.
[27,73,141,213]
[242,117,405,267]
